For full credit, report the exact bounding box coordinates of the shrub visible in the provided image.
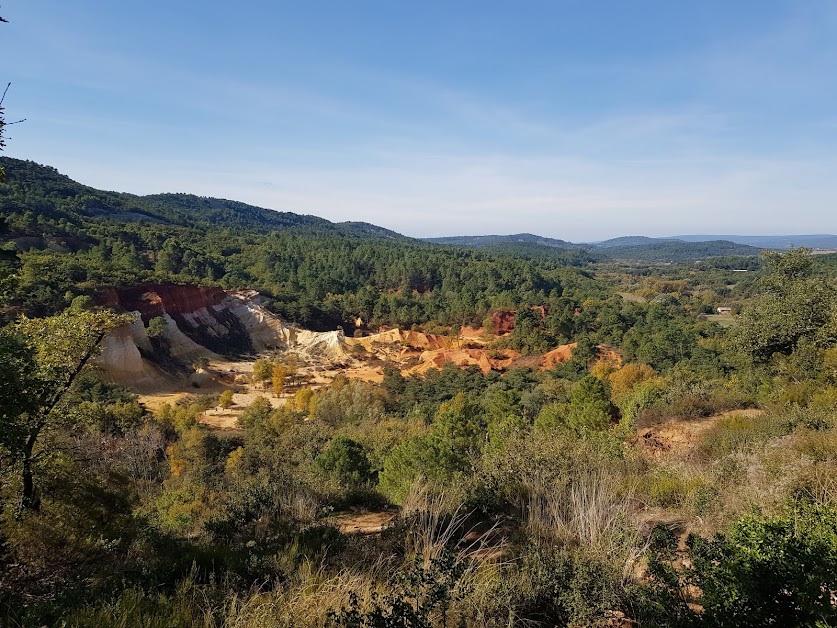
[565,375,617,433]
[315,437,375,490]
[238,395,272,430]
[218,389,235,409]
[701,412,794,457]
[645,468,703,508]
[145,316,167,339]
[496,528,639,625]
[641,503,837,627]
[313,379,387,427]
[378,437,454,504]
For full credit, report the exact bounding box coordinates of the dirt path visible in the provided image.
[333,509,398,534]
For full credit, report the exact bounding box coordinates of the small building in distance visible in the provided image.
[717,306,733,315]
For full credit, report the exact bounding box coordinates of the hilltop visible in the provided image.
[425,233,576,248]
[0,157,407,238]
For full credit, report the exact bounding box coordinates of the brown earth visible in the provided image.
[635,408,765,461]
[98,283,229,321]
[333,510,398,535]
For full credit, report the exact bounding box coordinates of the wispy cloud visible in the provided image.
[7,2,837,239]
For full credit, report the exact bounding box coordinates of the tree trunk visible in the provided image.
[20,428,40,511]
[18,330,107,513]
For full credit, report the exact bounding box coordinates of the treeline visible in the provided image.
[0,157,590,329]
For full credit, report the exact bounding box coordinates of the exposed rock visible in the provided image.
[409,348,521,375]
[347,328,458,352]
[95,283,346,391]
[539,343,622,370]
[488,307,547,335]
[96,325,180,393]
[541,343,577,369]
[490,310,517,335]
[292,329,347,358]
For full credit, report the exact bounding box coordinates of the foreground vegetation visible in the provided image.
[2,161,837,625]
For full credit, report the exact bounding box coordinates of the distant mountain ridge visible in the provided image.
[595,239,762,261]
[3,157,829,263]
[425,233,575,248]
[427,232,837,255]
[592,234,837,250]
[591,236,681,248]
[669,234,837,250]
[422,233,761,260]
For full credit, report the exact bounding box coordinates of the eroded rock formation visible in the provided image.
[95,283,347,391]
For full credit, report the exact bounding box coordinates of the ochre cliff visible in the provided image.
[95,284,344,392]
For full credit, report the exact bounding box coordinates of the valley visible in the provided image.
[4,2,837,624]
[95,281,592,433]
[2,159,837,627]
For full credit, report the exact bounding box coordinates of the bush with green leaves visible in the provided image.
[328,550,470,628]
[565,375,618,432]
[640,503,837,627]
[315,436,375,490]
[378,393,484,503]
[145,316,167,339]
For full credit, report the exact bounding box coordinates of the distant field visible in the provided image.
[704,313,737,327]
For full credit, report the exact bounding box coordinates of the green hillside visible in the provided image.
[600,239,762,261]
[0,157,591,327]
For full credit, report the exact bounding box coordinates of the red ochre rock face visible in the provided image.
[99,283,228,323]
[98,283,254,358]
[489,306,547,335]
[491,310,517,334]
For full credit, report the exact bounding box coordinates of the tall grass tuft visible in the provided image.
[524,469,647,582]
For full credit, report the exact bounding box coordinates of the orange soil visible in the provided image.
[409,348,521,375]
[539,343,622,370]
[540,343,576,369]
[459,326,488,341]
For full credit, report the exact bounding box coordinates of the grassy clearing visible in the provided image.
[704,313,736,327]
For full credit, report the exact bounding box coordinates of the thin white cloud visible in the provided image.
[6,2,837,240]
[32,144,834,242]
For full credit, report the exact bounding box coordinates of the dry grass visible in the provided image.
[399,481,499,566]
[222,561,385,628]
[523,469,648,582]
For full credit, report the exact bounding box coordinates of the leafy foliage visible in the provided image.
[643,503,837,627]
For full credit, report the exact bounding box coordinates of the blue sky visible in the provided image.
[2,1,836,240]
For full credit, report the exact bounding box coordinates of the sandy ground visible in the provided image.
[636,408,765,461]
[137,391,193,412]
[332,509,398,534]
[199,409,244,432]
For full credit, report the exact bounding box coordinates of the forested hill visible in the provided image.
[598,239,762,261]
[593,235,679,247]
[0,157,401,237]
[0,157,593,329]
[425,233,577,248]
[425,232,762,261]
